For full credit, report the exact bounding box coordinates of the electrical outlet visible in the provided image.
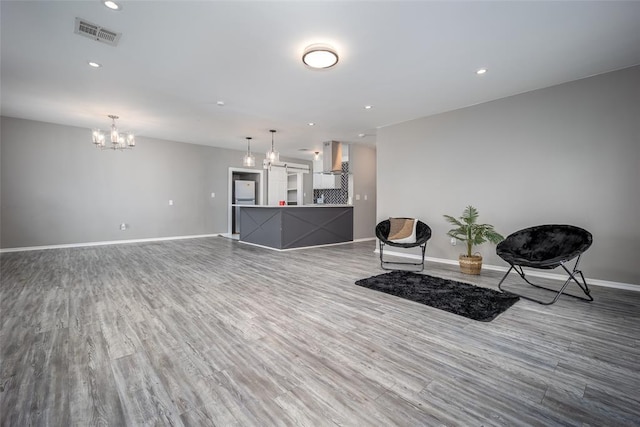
[169,199,174,206]
[211,192,215,198]
[120,223,127,231]
[450,237,457,246]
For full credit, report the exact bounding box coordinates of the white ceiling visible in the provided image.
[2,1,640,159]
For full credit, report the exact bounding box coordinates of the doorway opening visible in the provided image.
[226,167,264,238]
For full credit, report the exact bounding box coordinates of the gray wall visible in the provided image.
[377,66,640,285]
[350,143,377,240]
[0,116,312,248]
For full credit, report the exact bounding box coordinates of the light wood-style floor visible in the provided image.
[1,237,639,426]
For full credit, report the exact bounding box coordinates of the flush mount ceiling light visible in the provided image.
[302,44,339,69]
[88,61,102,68]
[91,115,135,151]
[243,137,255,167]
[476,68,488,75]
[103,1,121,11]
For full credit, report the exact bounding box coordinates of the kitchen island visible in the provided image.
[237,205,353,250]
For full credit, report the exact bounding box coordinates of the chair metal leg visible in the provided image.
[379,242,426,272]
[497,255,593,305]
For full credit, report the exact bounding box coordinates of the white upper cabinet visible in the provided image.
[313,159,341,189]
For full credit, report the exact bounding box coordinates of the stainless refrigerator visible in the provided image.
[234,180,256,233]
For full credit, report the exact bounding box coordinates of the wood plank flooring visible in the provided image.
[1,237,639,426]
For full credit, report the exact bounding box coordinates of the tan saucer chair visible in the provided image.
[376,218,432,272]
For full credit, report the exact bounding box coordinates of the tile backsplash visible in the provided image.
[313,162,349,204]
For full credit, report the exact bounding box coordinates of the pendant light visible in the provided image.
[266,129,279,163]
[243,137,255,167]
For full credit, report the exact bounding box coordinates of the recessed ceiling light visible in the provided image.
[216,101,225,106]
[88,61,102,68]
[308,122,315,126]
[103,1,121,10]
[476,68,487,75]
[302,44,339,69]
[358,133,366,138]
[364,105,372,110]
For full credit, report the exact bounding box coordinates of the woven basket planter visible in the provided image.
[459,254,483,275]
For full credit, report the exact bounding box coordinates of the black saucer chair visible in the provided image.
[496,224,593,305]
[376,219,432,272]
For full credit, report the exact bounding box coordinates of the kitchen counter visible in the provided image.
[237,205,353,250]
[232,204,352,208]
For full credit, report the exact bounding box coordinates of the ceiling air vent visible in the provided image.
[74,18,121,46]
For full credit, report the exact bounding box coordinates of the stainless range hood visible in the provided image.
[322,140,342,173]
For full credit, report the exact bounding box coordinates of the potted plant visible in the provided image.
[443,205,504,275]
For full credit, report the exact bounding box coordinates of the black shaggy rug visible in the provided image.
[355,271,519,322]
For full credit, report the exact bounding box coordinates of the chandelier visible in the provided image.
[243,136,255,167]
[92,115,135,150]
[266,129,279,163]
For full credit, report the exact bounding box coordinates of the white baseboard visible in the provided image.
[239,237,377,252]
[0,233,222,253]
[375,248,639,292]
[353,237,376,243]
[0,235,376,254]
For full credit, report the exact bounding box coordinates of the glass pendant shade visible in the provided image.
[243,137,255,167]
[111,128,119,144]
[92,129,106,147]
[266,129,279,162]
[243,155,256,167]
[267,150,279,162]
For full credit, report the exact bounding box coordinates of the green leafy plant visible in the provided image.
[443,205,504,257]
